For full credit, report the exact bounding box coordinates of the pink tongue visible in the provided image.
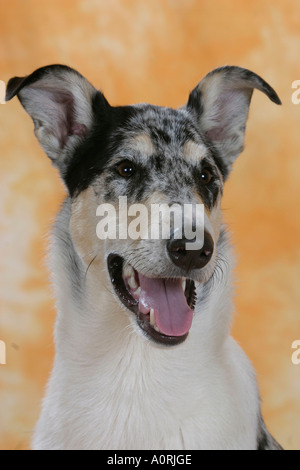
[138,274,194,337]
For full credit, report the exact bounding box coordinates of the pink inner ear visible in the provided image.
[204,90,245,143]
[205,127,226,142]
[27,86,89,149]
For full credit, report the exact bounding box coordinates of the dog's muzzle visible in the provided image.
[107,254,197,346]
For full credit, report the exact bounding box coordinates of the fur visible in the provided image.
[6,64,283,450]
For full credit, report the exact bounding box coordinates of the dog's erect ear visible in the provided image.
[6,65,105,172]
[186,66,281,174]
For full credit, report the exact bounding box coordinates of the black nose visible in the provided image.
[167,231,214,272]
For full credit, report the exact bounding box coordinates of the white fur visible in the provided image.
[32,210,260,450]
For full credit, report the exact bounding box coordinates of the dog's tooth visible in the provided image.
[182,279,186,292]
[150,308,162,333]
[135,287,141,298]
[150,308,155,326]
[128,275,138,290]
[123,264,134,278]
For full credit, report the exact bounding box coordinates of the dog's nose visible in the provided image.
[167,231,214,272]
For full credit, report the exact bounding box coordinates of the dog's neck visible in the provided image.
[41,201,254,450]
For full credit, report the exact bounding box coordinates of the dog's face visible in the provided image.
[6,65,280,346]
[70,105,224,345]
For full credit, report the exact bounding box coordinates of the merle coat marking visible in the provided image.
[6,64,283,450]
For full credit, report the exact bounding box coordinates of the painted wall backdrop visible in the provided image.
[0,0,299,451]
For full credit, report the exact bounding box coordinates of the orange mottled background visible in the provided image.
[0,0,299,451]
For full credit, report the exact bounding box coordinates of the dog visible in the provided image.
[6,64,283,450]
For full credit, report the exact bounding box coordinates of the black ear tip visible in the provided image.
[265,85,282,105]
[272,93,282,106]
[5,76,26,102]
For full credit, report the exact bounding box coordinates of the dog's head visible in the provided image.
[6,65,281,346]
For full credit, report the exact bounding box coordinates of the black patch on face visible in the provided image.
[64,92,137,197]
[102,158,151,203]
[207,146,229,181]
[195,128,229,181]
[125,165,150,202]
[192,159,221,209]
[64,100,223,205]
[150,127,172,145]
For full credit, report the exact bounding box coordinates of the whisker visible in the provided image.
[84,255,98,281]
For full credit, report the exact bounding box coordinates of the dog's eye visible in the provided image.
[200,169,213,185]
[116,160,136,178]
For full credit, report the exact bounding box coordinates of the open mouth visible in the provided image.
[107,254,197,346]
